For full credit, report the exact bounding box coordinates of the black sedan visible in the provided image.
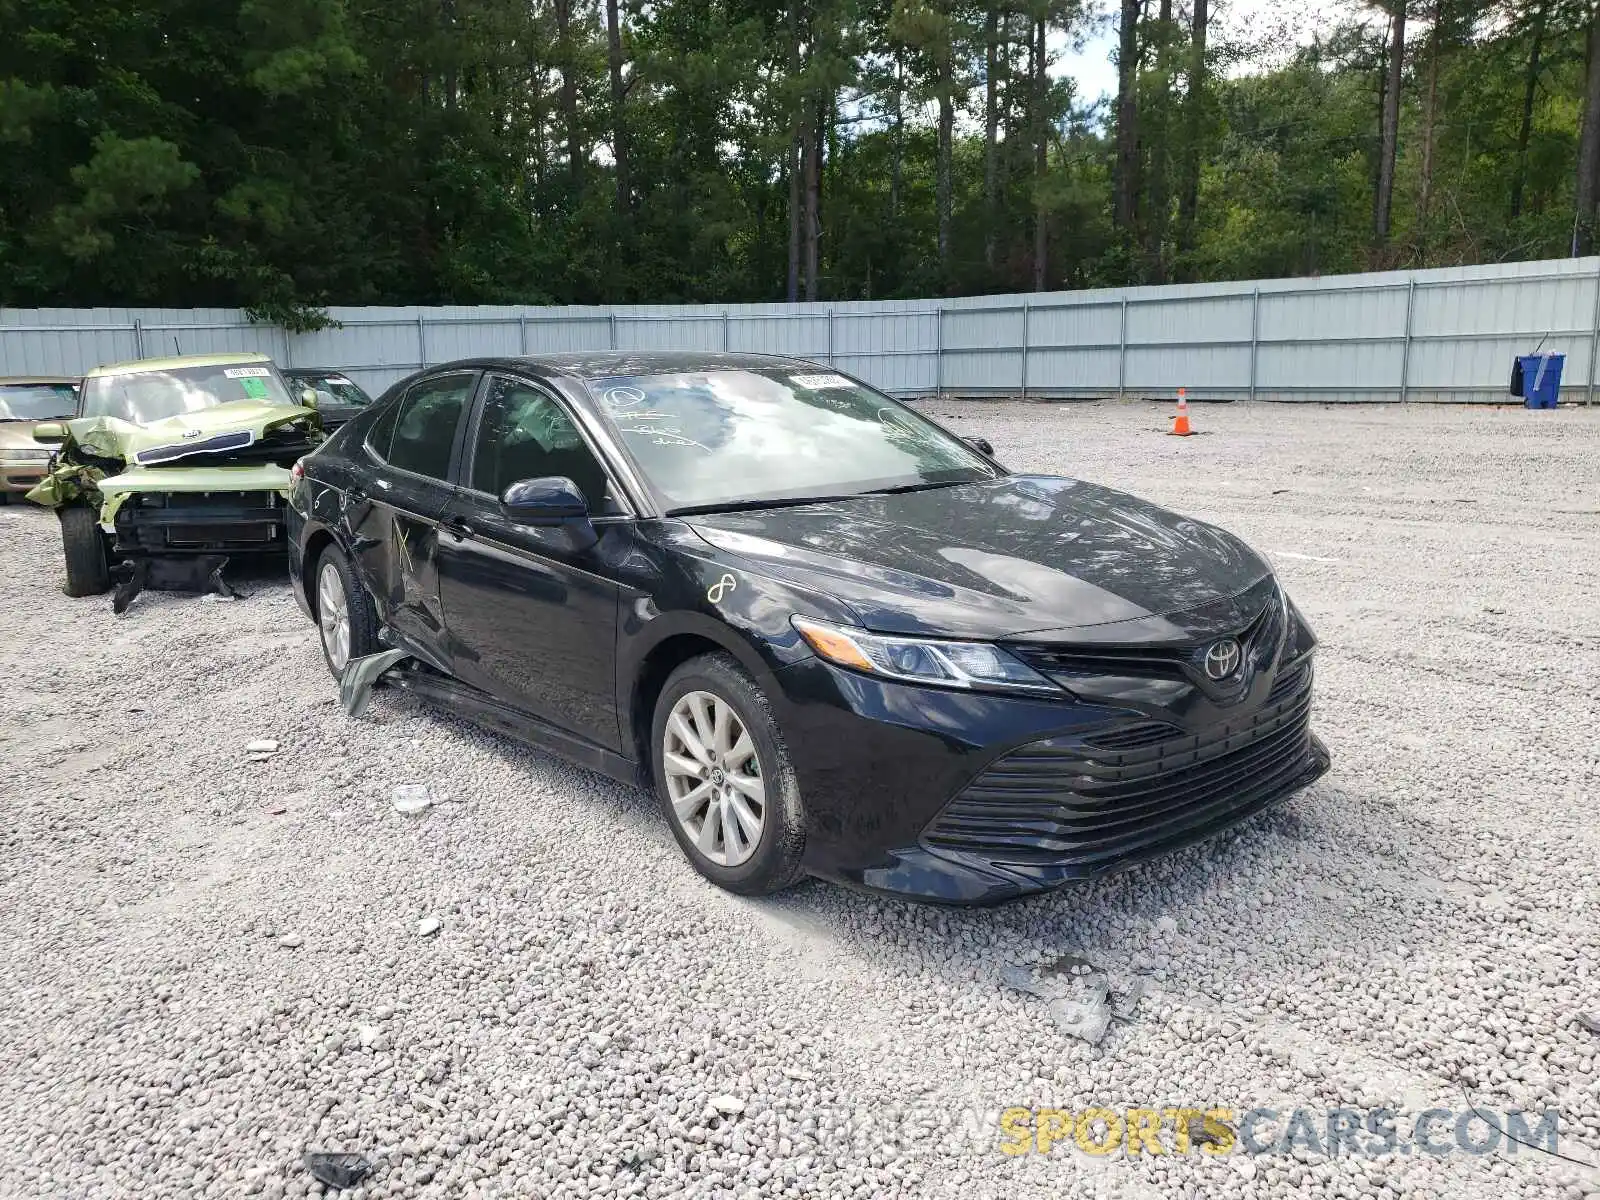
[282,368,374,431]
[287,353,1329,905]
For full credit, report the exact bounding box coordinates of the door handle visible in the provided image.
[441,518,476,541]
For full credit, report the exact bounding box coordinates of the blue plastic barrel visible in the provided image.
[1516,353,1564,409]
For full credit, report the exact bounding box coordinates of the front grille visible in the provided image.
[1009,584,1284,687]
[138,426,316,469]
[165,522,279,546]
[924,667,1315,868]
[136,431,253,465]
[1266,660,1311,706]
[1082,722,1180,751]
[114,491,285,552]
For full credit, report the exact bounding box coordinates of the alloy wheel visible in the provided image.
[317,560,352,673]
[662,690,766,867]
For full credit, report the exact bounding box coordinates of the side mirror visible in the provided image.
[32,422,67,446]
[500,477,597,550]
[965,435,995,457]
[300,388,320,409]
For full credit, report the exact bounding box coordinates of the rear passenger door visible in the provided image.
[435,373,626,751]
[348,371,477,658]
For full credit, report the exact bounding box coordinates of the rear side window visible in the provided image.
[365,402,401,460]
[386,374,475,479]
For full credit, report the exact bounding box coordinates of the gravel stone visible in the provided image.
[1,401,1597,1199]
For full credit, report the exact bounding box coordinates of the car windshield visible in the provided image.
[292,373,372,409]
[80,362,294,426]
[588,368,999,512]
[0,383,78,421]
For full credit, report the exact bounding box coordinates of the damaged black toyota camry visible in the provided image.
[287,353,1329,905]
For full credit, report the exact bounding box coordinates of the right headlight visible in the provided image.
[791,615,1063,696]
[1281,587,1318,659]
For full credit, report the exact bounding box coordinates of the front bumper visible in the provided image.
[110,490,287,557]
[773,654,1330,905]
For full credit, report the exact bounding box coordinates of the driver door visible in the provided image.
[435,374,626,752]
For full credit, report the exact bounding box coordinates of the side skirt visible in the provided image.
[384,664,641,789]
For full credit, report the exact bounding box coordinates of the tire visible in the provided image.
[650,652,807,896]
[313,544,380,679]
[59,505,111,596]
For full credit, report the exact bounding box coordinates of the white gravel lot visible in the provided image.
[2,399,1598,1200]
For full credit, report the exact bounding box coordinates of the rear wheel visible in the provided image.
[59,505,111,596]
[651,653,806,896]
[314,545,379,679]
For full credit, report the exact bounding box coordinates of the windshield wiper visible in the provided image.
[858,479,977,496]
[667,494,865,517]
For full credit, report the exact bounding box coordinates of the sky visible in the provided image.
[1059,0,1354,110]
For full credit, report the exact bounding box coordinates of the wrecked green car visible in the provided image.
[27,352,323,611]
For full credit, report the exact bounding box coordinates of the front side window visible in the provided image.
[80,362,294,426]
[387,374,474,480]
[472,376,613,511]
[294,373,372,409]
[0,383,78,421]
[587,368,998,513]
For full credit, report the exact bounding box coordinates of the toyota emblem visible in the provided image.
[1203,638,1243,681]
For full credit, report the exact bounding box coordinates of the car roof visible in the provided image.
[0,376,79,385]
[87,351,273,379]
[427,351,813,382]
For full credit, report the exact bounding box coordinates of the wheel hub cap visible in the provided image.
[317,561,351,673]
[662,690,765,869]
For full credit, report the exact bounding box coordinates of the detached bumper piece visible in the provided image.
[920,659,1327,893]
[112,555,235,614]
[108,491,286,612]
[114,491,285,555]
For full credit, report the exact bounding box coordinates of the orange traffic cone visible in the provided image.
[1170,388,1194,436]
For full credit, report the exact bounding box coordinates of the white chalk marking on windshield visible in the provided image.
[604,386,647,408]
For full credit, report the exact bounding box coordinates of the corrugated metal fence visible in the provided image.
[4,256,1598,403]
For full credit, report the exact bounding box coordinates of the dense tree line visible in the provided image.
[1,0,1599,317]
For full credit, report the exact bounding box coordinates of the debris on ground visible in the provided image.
[708,1094,746,1117]
[244,738,279,762]
[391,784,432,816]
[301,1151,372,1190]
[417,916,442,938]
[278,934,304,949]
[1574,1011,1600,1035]
[1109,976,1148,1020]
[999,954,1150,1046]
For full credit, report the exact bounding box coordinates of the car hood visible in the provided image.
[59,401,316,463]
[684,475,1272,642]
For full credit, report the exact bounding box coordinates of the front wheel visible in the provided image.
[313,545,380,679]
[651,653,807,896]
[59,505,111,596]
